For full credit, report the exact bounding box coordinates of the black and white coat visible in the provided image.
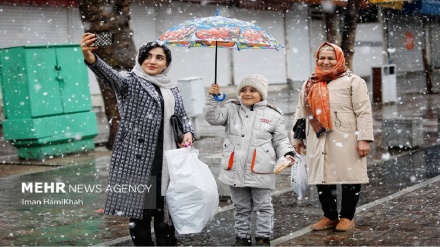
[87,57,193,219]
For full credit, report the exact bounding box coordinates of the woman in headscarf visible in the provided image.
[291,42,374,232]
[80,33,194,246]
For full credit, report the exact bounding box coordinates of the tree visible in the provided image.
[77,0,137,149]
[340,0,360,70]
[323,0,360,70]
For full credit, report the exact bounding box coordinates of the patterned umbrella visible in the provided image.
[157,12,283,101]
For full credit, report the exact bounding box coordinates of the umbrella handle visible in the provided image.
[214,93,226,101]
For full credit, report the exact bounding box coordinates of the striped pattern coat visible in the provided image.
[87,57,193,219]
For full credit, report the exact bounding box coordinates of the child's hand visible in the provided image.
[285,155,295,166]
[208,83,220,95]
[274,156,294,174]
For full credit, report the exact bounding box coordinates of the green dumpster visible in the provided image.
[0,44,98,160]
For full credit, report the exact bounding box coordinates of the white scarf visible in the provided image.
[132,57,177,197]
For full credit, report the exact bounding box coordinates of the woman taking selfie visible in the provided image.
[80,33,193,246]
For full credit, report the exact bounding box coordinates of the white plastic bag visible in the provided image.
[291,154,308,200]
[165,147,219,234]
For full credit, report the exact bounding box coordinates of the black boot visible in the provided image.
[129,216,155,246]
[155,224,177,246]
[156,236,177,246]
[234,236,252,246]
[255,237,270,246]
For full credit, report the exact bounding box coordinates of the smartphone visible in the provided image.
[93,32,114,47]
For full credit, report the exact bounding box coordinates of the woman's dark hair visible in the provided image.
[137,41,172,66]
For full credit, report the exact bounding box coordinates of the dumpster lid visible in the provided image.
[0,44,80,50]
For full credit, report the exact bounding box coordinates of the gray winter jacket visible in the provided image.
[87,57,193,219]
[204,96,293,189]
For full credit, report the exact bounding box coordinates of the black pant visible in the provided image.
[129,176,175,246]
[129,198,177,246]
[316,184,361,221]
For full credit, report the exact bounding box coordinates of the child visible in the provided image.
[204,74,294,246]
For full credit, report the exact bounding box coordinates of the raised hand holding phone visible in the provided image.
[80,33,98,64]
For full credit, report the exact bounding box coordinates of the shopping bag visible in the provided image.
[291,154,308,200]
[165,147,219,234]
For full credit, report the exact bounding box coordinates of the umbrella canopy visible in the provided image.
[157,14,283,101]
[157,15,283,50]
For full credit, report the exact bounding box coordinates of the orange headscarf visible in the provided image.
[304,42,348,137]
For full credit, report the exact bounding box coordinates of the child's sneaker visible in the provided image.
[255,237,270,246]
[234,236,252,246]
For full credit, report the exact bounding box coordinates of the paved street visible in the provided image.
[275,174,440,246]
[0,71,439,246]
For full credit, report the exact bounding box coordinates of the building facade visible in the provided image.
[0,0,438,111]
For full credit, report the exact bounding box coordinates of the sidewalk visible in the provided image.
[274,174,440,246]
[0,72,439,246]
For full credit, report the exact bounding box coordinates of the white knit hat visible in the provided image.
[237,74,269,100]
